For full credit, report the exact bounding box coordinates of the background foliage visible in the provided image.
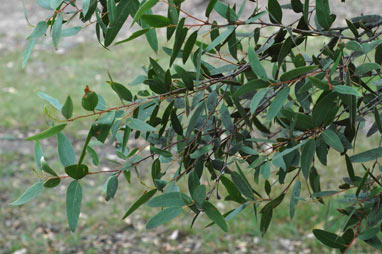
[9,0,382,252]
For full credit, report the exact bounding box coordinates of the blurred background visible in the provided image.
[1,1,381,253]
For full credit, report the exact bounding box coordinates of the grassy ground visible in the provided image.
[1,35,381,254]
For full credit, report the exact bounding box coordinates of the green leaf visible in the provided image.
[205,26,235,52]
[105,175,118,201]
[190,144,213,159]
[202,201,228,232]
[186,101,205,136]
[220,104,234,133]
[115,28,150,45]
[174,65,194,90]
[290,180,301,219]
[291,0,303,13]
[248,46,268,81]
[82,90,98,111]
[231,171,255,200]
[148,192,192,207]
[66,180,82,232]
[109,82,133,101]
[206,0,218,17]
[321,129,344,153]
[260,208,273,236]
[62,26,82,37]
[141,14,171,28]
[27,21,48,39]
[170,110,183,136]
[191,184,206,207]
[358,227,380,241]
[107,0,116,25]
[354,63,381,76]
[315,0,332,30]
[22,38,37,68]
[301,139,315,179]
[132,0,159,26]
[127,118,156,132]
[122,189,157,219]
[308,76,330,90]
[346,41,363,52]
[311,191,337,198]
[41,157,58,176]
[313,229,346,249]
[57,133,76,167]
[233,79,269,98]
[52,13,63,49]
[280,66,318,82]
[183,31,198,64]
[146,207,182,229]
[61,96,73,119]
[87,146,99,166]
[350,147,382,163]
[34,141,44,170]
[333,85,361,96]
[82,0,91,15]
[37,91,62,110]
[345,155,356,181]
[250,89,268,114]
[267,87,290,122]
[268,0,282,24]
[65,164,88,179]
[10,181,44,206]
[44,178,61,188]
[220,175,246,203]
[26,124,67,141]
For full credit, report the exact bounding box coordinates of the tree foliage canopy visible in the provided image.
[13,0,382,251]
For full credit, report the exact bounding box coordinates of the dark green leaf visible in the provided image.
[65,164,88,179]
[105,175,118,201]
[141,14,171,28]
[267,87,290,122]
[202,201,228,232]
[315,0,332,30]
[333,85,361,97]
[280,66,318,82]
[301,139,315,179]
[41,157,58,176]
[122,189,157,219]
[61,96,73,119]
[233,79,268,98]
[268,0,282,24]
[248,46,268,81]
[109,82,133,101]
[313,229,346,248]
[44,178,61,188]
[231,171,255,200]
[290,180,301,219]
[132,0,159,26]
[115,28,150,45]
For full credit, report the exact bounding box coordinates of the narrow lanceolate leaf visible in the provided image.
[279,66,318,82]
[22,38,37,68]
[354,63,381,76]
[41,157,58,176]
[27,21,48,40]
[202,201,228,232]
[333,85,362,97]
[105,175,118,201]
[183,31,198,64]
[61,96,73,119]
[350,148,382,163]
[52,13,63,49]
[267,87,290,122]
[206,0,218,17]
[220,104,234,133]
[250,89,268,114]
[321,129,344,153]
[141,14,171,28]
[132,0,159,26]
[122,189,157,219]
[190,144,213,159]
[205,26,235,52]
[34,141,44,170]
[127,118,156,132]
[148,192,192,207]
[315,0,332,30]
[10,181,44,206]
[313,229,346,249]
[82,0,91,15]
[301,139,315,179]
[231,171,255,200]
[26,124,67,141]
[37,91,62,110]
[66,180,82,232]
[248,46,268,81]
[290,180,301,219]
[57,133,76,167]
[146,207,182,229]
[109,82,133,101]
[233,79,269,99]
[115,28,150,45]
